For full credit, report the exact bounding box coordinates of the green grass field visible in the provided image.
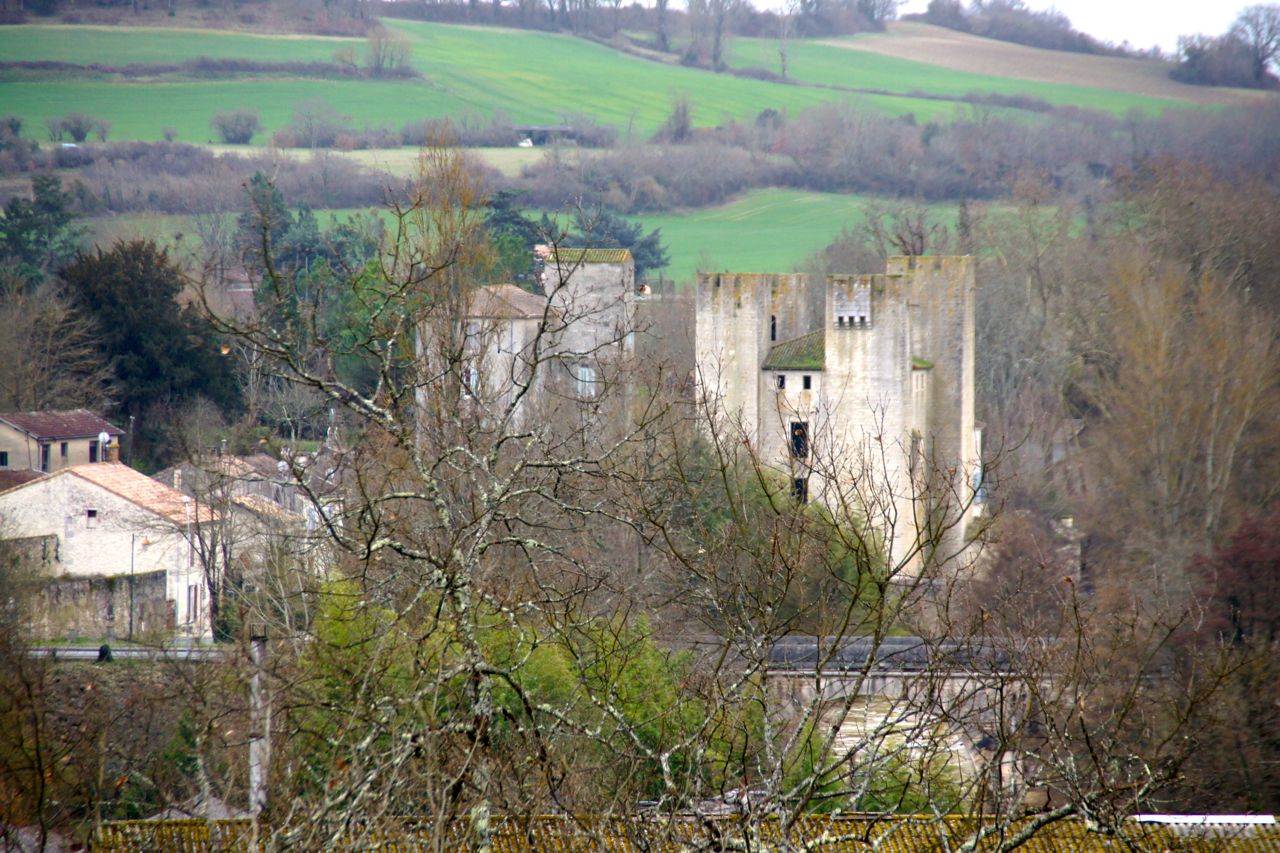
[0,22,985,144]
[729,37,1191,116]
[638,189,872,283]
[83,188,911,285]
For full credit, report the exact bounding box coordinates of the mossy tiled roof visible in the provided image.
[548,248,633,264]
[97,816,1280,852]
[764,329,825,371]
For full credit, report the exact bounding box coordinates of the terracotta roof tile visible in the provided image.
[67,463,214,525]
[0,410,124,440]
[467,284,548,319]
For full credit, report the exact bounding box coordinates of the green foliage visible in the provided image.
[675,437,888,635]
[59,240,240,467]
[208,107,261,144]
[0,175,82,285]
[570,207,670,281]
[483,190,542,284]
[298,583,706,803]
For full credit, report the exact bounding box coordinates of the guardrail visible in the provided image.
[27,643,229,662]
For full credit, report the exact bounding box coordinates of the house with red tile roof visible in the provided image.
[0,462,212,640]
[0,409,125,473]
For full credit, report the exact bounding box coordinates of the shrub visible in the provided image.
[285,98,352,149]
[210,109,262,145]
[45,112,108,144]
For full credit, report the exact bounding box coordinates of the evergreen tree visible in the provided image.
[570,207,670,281]
[61,240,240,468]
[0,175,82,286]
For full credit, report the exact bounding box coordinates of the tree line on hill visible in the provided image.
[1172,3,1280,89]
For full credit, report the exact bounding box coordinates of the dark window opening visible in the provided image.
[86,509,98,528]
[770,315,777,342]
[792,477,808,503]
[0,450,7,468]
[89,441,98,463]
[39,444,49,472]
[776,374,786,390]
[791,421,809,459]
[802,375,812,390]
[60,442,68,459]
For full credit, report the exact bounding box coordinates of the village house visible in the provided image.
[0,462,214,641]
[695,256,982,570]
[0,409,125,473]
[445,248,638,417]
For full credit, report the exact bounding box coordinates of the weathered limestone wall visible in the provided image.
[547,260,635,358]
[696,257,977,569]
[761,370,824,478]
[26,570,172,641]
[823,274,914,555]
[0,473,209,637]
[696,273,813,441]
[888,255,979,549]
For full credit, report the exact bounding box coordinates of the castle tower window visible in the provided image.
[802,375,812,390]
[770,315,777,342]
[792,477,808,503]
[777,374,786,390]
[575,363,598,399]
[790,421,809,459]
[461,364,479,398]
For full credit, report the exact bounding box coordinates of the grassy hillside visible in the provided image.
[829,21,1264,107]
[0,23,971,144]
[0,19,1224,146]
[729,36,1193,116]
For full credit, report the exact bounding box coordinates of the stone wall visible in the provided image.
[25,569,173,641]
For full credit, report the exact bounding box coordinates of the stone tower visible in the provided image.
[695,257,980,571]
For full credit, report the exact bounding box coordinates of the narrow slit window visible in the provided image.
[792,477,808,503]
[790,422,809,459]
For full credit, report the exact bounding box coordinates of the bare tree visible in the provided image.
[1232,3,1280,83]
[0,275,114,413]
[172,146,1246,851]
[364,26,412,77]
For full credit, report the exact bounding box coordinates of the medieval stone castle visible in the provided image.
[695,256,982,569]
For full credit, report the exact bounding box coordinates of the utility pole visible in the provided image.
[248,627,270,824]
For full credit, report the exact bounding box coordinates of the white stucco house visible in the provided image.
[0,462,214,640]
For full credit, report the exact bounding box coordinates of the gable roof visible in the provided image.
[67,463,214,526]
[763,330,825,371]
[467,284,548,319]
[0,410,124,440]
